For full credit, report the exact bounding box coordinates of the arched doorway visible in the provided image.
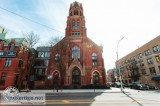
[93,72,100,85]
[72,67,81,88]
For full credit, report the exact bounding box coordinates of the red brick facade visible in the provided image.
[0,35,34,89]
[48,1,106,88]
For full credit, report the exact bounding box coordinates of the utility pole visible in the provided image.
[116,37,124,92]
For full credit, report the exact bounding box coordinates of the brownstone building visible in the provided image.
[0,26,34,89]
[115,35,160,88]
[47,1,106,88]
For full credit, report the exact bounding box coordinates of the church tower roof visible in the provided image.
[65,1,86,38]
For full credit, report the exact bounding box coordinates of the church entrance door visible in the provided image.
[72,68,81,88]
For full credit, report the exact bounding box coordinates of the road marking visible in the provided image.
[62,100,70,103]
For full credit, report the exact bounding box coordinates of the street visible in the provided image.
[44,88,160,106]
[0,88,160,106]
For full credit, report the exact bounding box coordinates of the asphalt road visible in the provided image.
[45,92,134,106]
[1,88,160,106]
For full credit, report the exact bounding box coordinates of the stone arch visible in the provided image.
[91,70,102,84]
[68,65,83,76]
[51,70,61,78]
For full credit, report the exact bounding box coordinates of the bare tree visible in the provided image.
[48,36,63,46]
[23,32,40,48]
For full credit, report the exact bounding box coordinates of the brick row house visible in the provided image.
[0,27,35,89]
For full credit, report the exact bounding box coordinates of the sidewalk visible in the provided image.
[0,87,127,94]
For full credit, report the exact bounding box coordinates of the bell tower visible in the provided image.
[65,1,87,38]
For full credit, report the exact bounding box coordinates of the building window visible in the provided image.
[141,69,146,74]
[5,58,11,67]
[0,73,6,85]
[38,52,44,58]
[155,55,160,63]
[93,72,99,85]
[55,53,60,62]
[92,53,98,66]
[137,53,143,59]
[72,32,80,36]
[139,61,144,67]
[152,45,159,52]
[72,20,75,28]
[145,49,151,56]
[74,10,78,15]
[77,21,80,28]
[45,52,50,58]
[44,60,49,66]
[147,58,153,64]
[35,69,45,76]
[149,67,156,74]
[35,69,46,81]
[72,46,80,59]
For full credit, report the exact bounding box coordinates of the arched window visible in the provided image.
[72,20,75,28]
[55,53,60,62]
[92,53,98,66]
[72,46,80,59]
[77,21,80,28]
[93,72,99,85]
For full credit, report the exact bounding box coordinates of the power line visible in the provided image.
[0,6,65,35]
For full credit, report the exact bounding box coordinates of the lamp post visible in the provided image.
[116,37,124,92]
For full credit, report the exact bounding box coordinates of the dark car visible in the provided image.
[130,82,141,89]
[132,83,148,90]
[145,84,155,90]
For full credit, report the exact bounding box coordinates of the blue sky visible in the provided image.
[0,0,160,70]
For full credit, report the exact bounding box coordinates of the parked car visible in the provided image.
[144,84,155,90]
[130,82,141,89]
[132,83,148,90]
[114,82,125,88]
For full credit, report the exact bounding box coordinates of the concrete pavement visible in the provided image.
[1,87,160,106]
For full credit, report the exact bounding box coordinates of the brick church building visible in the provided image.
[48,1,106,88]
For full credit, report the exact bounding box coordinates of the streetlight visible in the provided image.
[116,37,124,92]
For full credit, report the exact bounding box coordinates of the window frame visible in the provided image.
[5,58,12,67]
[72,46,80,59]
[92,53,98,66]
